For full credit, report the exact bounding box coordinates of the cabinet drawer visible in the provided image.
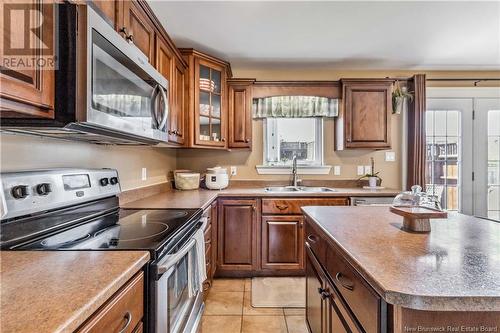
[325,245,380,333]
[262,198,349,215]
[77,272,144,333]
[305,220,326,264]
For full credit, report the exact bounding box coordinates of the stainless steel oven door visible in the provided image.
[83,6,169,143]
[155,237,204,333]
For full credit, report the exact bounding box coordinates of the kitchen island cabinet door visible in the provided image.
[217,199,258,271]
[261,215,304,270]
[306,246,326,333]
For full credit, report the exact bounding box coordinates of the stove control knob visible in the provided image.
[100,178,109,186]
[109,177,119,185]
[36,183,52,196]
[11,185,29,199]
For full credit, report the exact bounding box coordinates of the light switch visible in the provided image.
[141,167,147,181]
[385,151,396,162]
[334,165,341,175]
[357,166,365,176]
[364,165,372,175]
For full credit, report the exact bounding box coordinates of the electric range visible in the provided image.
[0,168,205,333]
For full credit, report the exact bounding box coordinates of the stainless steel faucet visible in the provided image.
[291,155,299,187]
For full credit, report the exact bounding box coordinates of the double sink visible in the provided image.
[264,186,337,193]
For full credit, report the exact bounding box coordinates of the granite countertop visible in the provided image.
[121,186,399,210]
[302,206,500,311]
[1,251,150,333]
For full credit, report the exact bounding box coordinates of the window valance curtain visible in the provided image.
[252,96,338,118]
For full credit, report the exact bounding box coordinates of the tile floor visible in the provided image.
[201,278,308,333]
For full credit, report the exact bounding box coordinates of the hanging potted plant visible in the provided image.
[359,157,382,188]
[392,81,413,114]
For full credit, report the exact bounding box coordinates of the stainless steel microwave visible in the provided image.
[1,4,169,145]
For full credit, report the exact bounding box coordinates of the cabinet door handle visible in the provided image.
[335,272,354,291]
[126,34,134,43]
[245,139,250,143]
[221,138,226,142]
[275,204,288,210]
[317,288,330,300]
[307,234,318,243]
[119,27,128,36]
[118,311,132,333]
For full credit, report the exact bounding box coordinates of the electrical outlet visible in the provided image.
[230,166,237,176]
[357,166,365,176]
[141,167,147,181]
[333,165,341,176]
[385,151,396,162]
[364,165,372,175]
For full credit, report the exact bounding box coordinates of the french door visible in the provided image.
[473,99,500,221]
[426,89,500,221]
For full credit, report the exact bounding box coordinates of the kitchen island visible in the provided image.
[0,251,149,333]
[302,206,500,333]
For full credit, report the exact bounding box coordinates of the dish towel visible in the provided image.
[187,219,207,297]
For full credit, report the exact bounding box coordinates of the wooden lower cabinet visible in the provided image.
[306,245,361,333]
[77,271,144,333]
[217,198,258,271]
[202,202,218,298]
[261,215,304,270]
[306,246,327,333]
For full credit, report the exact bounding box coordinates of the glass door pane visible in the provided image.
[425,108,462,211]
[474,99,500,221]
[198,64,222,143]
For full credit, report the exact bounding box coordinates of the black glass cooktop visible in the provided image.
[6,207,201,256]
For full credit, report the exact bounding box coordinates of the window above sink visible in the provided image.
[256,117,332,175]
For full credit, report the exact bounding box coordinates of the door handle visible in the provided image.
[335,272,354,291]
[118,311,132,333]
[307,234,318,243]
[151,84,169,130]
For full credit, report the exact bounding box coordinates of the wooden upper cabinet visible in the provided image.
[90,0,118,28]
[120,1,155,62]
[180,49,232,149]
[170,58,187,145]
[217,198,258,271]
[336,79,393,150]
[228,78,255,149]
[261,215,304,271]
[0,0,55,118]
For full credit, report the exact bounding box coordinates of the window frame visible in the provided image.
[264,117,324,166]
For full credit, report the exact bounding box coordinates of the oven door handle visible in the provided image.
[157,237,196,275]
[156,217,207,276]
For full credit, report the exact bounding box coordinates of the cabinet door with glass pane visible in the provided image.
[194,58,227,148]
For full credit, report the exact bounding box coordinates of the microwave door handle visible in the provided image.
[157,237,197,275]
[150,84,160,127]
[157,84,169,130]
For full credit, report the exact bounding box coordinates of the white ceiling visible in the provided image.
[148,1,500,70]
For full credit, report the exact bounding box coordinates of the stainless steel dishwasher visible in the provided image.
[350,196,395,206]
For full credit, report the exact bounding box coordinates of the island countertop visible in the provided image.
[0,250,150,333]
[302,206,500,311]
